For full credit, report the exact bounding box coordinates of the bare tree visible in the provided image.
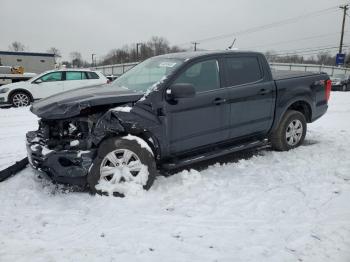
[169,45,185,53]
[47,47,61,58]
[317,51,333,65]
[100,36,186,66]
[8,41,25,52]
[147,36,170,56]
[70,51,83,67]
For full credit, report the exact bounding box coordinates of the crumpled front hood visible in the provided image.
[30,84,144,119]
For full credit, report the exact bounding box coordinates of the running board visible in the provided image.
[161,139,268,170]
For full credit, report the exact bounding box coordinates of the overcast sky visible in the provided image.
[1,0,349,61]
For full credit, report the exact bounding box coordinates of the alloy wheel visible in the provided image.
[99,148,144,185]
[286,119,303,146]
[12,93,30,107]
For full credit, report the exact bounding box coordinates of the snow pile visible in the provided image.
[113,105,132,112]
[0,93,349,261]
[69,140,79,147]
[0,107,38,170]
[95,164,149,196]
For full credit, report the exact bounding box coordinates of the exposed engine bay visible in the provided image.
[38,114,100,151]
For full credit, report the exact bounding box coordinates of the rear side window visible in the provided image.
[224,57,262,86]
[86,72,100,79]
[174,59,220,92]
[66,71,87,80]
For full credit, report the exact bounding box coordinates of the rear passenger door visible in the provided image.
[223,55,275,139]
[165,58,229,154]
[63,71,90,92]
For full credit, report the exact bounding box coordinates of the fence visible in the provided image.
[92,61,350,77]
[269,63,350,76]
[91,62,138,76]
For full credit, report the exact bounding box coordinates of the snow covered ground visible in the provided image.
[0,92,350,262]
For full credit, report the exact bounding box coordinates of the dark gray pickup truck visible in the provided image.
[26,51,331,195]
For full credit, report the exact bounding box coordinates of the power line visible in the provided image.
[263,42,350,54]
[191,42,199,51]
[242,31,349,50]
[271,45,350,56]
[177,5,340,46]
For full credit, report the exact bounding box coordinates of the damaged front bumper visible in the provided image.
[26,131,96,186]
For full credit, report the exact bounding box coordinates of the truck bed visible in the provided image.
[272,70,326,81]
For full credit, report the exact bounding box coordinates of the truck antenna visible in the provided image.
[227,37,236,50]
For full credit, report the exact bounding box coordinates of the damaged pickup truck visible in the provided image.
[26,51,331,196]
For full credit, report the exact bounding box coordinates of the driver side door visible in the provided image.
[31,71,64,99]
[164,58,229,154]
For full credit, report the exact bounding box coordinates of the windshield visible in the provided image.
[111,57,183,92]
[333,74,345,79]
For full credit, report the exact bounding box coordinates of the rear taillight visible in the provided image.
[325,79,331,102]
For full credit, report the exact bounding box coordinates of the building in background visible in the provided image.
[0,51,55,74]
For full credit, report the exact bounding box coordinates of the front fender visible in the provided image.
[92,110,125,145]
[92,105,163,159]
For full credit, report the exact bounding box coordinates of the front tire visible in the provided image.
[87,137,157,197]
[270,110,307,151]
[10,92,31,107]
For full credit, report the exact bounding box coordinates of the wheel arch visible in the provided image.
[270,98,313,134]
[8,89,34,102]
[96,130,161,161]
[286,100,312,123]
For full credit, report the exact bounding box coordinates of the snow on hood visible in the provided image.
[30,84,143,120]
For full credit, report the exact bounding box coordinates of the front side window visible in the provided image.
[224,57,262,87]
[39,72,62,82]
[66,71,86,81]
[173,59,220,93]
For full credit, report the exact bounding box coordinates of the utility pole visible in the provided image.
[339,4,349,54]
[191,42,199,51]
[91,53,96,67]
[136,43,142,60]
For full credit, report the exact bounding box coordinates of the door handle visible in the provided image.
[258,88,270,95]
[213,98,226,105]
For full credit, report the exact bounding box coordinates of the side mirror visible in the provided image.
[34,79,43,84]
[167,83,195,99]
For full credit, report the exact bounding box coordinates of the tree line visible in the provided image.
[6,36,185,68]
[264,50,347,66]
[6,39,350,67]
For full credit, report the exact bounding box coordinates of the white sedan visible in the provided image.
[0,69,108,107]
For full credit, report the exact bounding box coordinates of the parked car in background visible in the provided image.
[0,69,108,107]
[104,74,118,82]
[330,73,350,91]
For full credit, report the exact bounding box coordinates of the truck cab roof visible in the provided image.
[156,50,263,61]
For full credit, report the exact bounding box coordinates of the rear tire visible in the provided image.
[270,110,307,151]
[10,91,31,107]
[342,84,347,92]
[87,137,157,197]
